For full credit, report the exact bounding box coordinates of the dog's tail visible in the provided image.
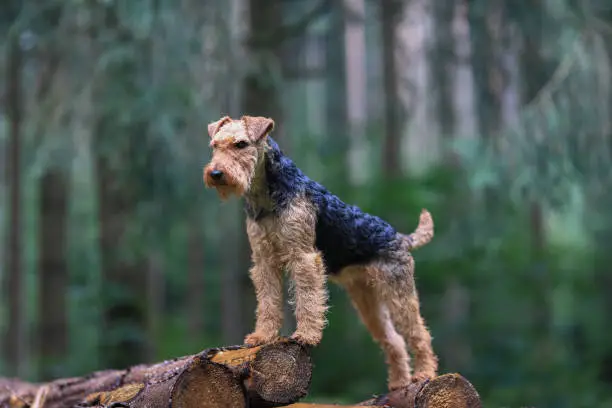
[404,209,434,250]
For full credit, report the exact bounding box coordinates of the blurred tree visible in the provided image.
[517,0,554,252]
[324,0,348,182]
[344,0,368,185]
[468,0,505,142]
[38,171,69,380]
[468,0,506,212]
[35,2,69,381]
[3,25,25,378]
[380,0,404,177]
[94,2,149,368]
[243,0,283,136]
[430,0,456,158]
[187,222,205,340]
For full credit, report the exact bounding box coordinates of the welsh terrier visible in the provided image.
[203,115,438,389]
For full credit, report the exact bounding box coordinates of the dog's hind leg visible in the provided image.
[377,257,438,382]
[338,268,413,390]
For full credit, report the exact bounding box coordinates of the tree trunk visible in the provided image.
[380,0,404,178]
[3,31,25,378]
[37,170,70,380]
[344,0,368,185]
[518,0,554,253]
[187,219,205,341]
[468,0,505,142]
[145,254,164,363]
[93,3,149,369]
[96,155,148,369]
[468,0,506,212]
[243,0,283,134]
[0,340,313,408]
[325,0,349,183]
[517,0,556,382]
[430,0,456,162]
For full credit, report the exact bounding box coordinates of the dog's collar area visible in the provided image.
[244,203,274,221]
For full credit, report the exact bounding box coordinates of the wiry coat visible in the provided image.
[246,137,400,275]
[204,115,438,391]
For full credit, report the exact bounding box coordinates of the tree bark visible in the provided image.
[37,170,70,380]
[3,30,25,378]
[0,340,313,408]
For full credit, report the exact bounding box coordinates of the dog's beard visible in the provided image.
[214,184,243,200]
[203,170,248,201]
[204,160,255,200]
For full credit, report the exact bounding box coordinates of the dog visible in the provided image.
[203,115,438,389]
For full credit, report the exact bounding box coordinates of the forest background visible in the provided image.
[1,1,612,407]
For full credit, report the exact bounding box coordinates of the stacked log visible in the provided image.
[0,339,481,408]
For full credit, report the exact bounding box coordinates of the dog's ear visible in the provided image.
[242,116,275,142]
[208,116,232,138]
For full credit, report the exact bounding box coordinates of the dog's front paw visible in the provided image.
[388,379,411,391]
[410,371,435,383]
[244,332,276,347]
[290,331,322,346]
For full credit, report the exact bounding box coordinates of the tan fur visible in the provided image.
[204,115,438,391]
[244,218,284,345]
[203,119,265,199]
[332,254,438,388]
[365,242,438,384]
[335,268,412,390]
[244,197,328,346]
[405,209,434,250]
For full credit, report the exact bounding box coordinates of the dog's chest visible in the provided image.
[253,216,292,253]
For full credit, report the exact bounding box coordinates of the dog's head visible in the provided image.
[203,115,275,199]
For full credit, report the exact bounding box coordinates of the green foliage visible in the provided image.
[1,0,612,406]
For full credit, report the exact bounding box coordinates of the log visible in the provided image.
[287,373,481,408]
[0,339,311,408]
[1,340,481,408]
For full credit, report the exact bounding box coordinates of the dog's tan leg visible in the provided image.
[389,293,438,382]
[287,251,328,345]
[340,271,412,390]
[244,262,284,346]
[378,257,438,382]
[272,197,328,346]
[244,219,283,346]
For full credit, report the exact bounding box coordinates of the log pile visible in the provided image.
[0,339,481,408]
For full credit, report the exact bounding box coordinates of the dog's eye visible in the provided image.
[234,140,249,149]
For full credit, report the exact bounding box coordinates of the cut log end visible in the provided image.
[170,358,247,408]
[359,373,481,408]
[206,338,313,406]
[249,340,312,404]
[413,373,481,408]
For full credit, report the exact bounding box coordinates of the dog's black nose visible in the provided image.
[210,170,224,181]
